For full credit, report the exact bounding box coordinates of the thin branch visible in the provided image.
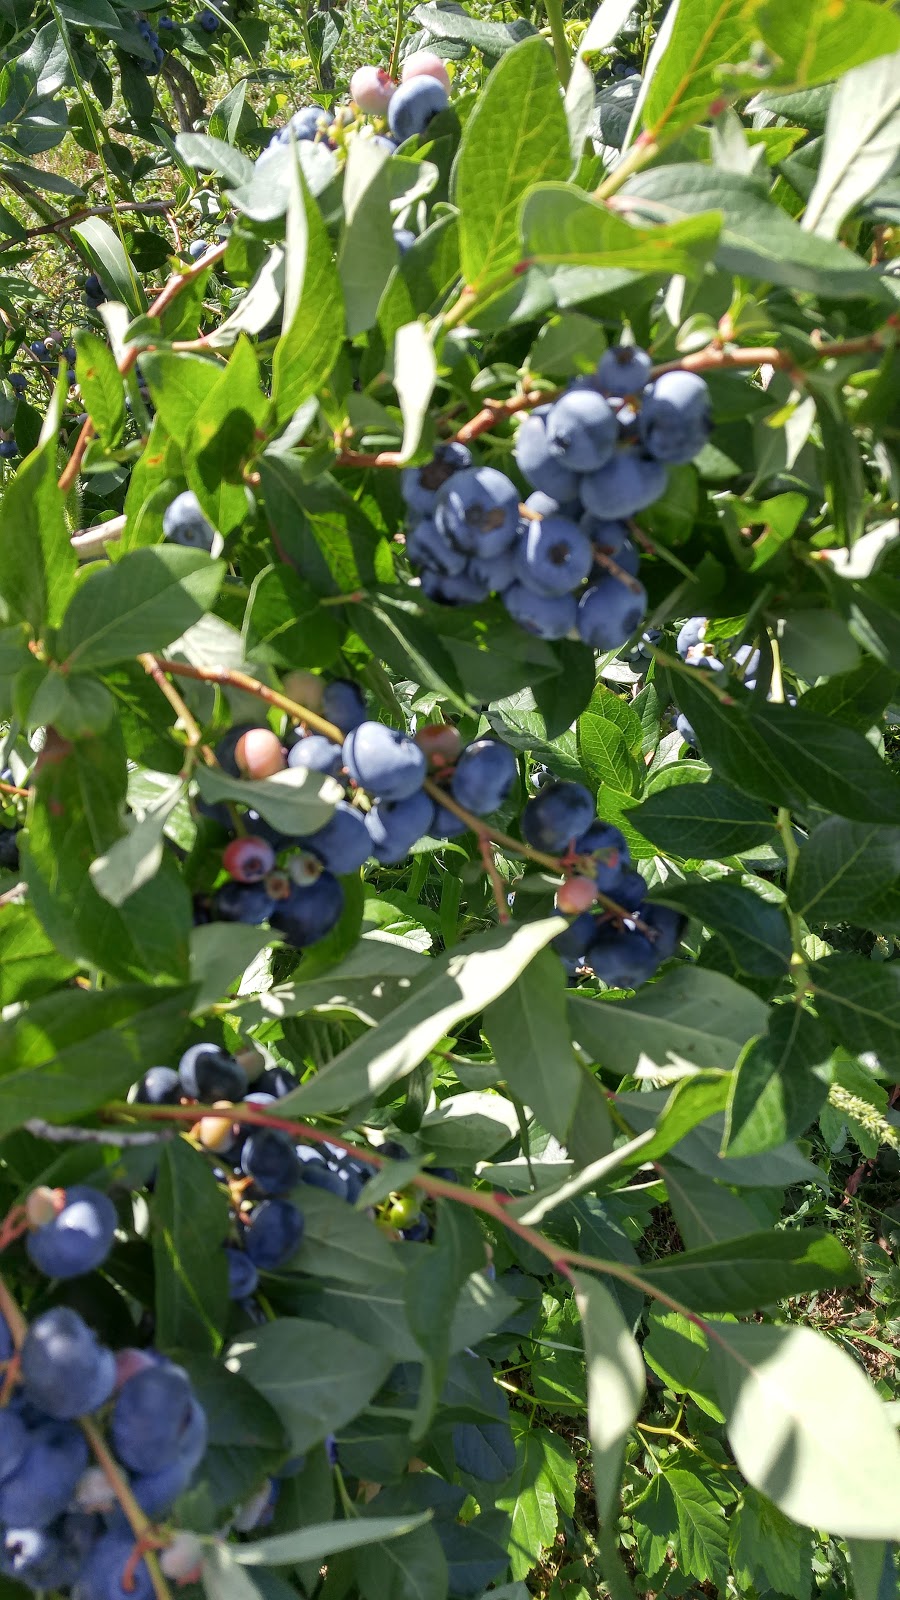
[0,201,172,257]
[80,1418,172,1600]
[23,1118,173,1148]
[478,834,511,924]
[138,653,210,759]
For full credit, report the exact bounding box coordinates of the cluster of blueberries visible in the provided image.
[400,348,711,645]
[200,674,521,947]
[525,778,685,988]
[2,334,81,460]
[672,616,776,746]
[0,1188,207,1598]
[133,15,165,73]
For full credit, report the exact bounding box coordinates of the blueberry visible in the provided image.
[639,371,711,464]
[405,517,468,575]
[197,8,220,32]
[551,910,596,961]
[580,514,631,555]
[287,734,344,777]
[300,1163,354,1200]
[450,739,517,815]
[394,227,416,255]
[579,449,667,520]
[111,1363,199,1473]
[178,1043,248,1102]
[400,442,472,517]
[131,1456,194,1517]
[577,577,647,650]
[299,801,370,873]
[321,678,367,735]
[162,489,217,551]
[525,490,580,521]
[1,1525,74,1589]
[734,643,760,679]
[365,790,435,863]
[433,465,521,559]
[289,104,327,140]
[30,340,47,361]
[521,782,595,854]
[240,1127,301,1196]
[0,1409,29,1485]
[514,412,580,502]
[607,866,648,910]
[545,390,617,474]
[213,880,276,924]
[421,568,491,605]
[270,873,344,947]
[514,514,593,597]
[0,1418,88,1527]
[9,372,26,394]
[674,711,697,745]
[21,1309,116,1420]
[223,836,276,884]
[575,820,630,891]
[225,1246,260,1300]
[159,14,175,27]
[642,901,685,961]
[133,1065,181,1105]
[467,548,518,593]
[0,440,19,459]
[27,1186,117,1280]
[388,76,448,142]
[84,274,105,304]
[343,721,426,801]
[676,617,706,657]
[0,826,19,871]
[188,239,208,260]
[585,926,659,988]
[595,345,653,398]
[80,1531,154,1600]
[502,584,577,640]
[254,1066,297,1098]
[245,1199,304,1268]
[431,800,467,837]
[595,537,639,579]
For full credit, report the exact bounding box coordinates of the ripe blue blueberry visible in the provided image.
[241,1129,303,1195]
[21,1309,116,1420]
[27,1186,116,1280]
[585,927,659,988]
[0,826,19,870]
[372,133,398,153]
[133,1065,181,1105]
[577,575,647,651]
[388,76,448,142]
[639,370,711,464]
[450,739,517,815]
[405,517,468,575]
[159,13,175,27]
[111,1363,199,1473]
[0,439,18,459]
[580,514,631,556]
[579,449,667,520]
[289,104,327,140]
[1,1525,73,1589]
[676,616,706,657]
[321,678,367,735]
[434,465,520,558]
[503,583,577,639]
[85,273,105,304]
[30,340,47,361]
[343,721,426,801]
[245,1199,304,1269]
[551,910,595,962]
[80,1531,154,1600]
[225,1246,260,1300]
[300,800,371,874]
[431,800,468,837]
[401,444,472,519]
[525,490,581,521]
[0,1419,88,1528]
[213,880,276,924]
[521,782,595,854]
[514,411,580,502]
[595,345,653,398]
[188,239,208,260]
[0,1408,29,1485]
[162,490,217,551]
[607,866,648,911]
[394,227,416,255]
[365,790,435,863]
[178,1043,247,1101]
[270,873,344,947]
[287,733,344,777]
[674,711,697,746]
[642,901,685,961]
[545,390,617,474]
[9,372,26,394]
[734,643,760,679]
[575,820,630,890]
[467,548,518,594]
[255,1065,297,1098]
[197,8,220,32]
[131,1457,194,1517]
[515,514,593,597]
[421,569,491,605]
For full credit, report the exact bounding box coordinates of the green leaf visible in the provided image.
[616,1094,822,1187]
[175,131,256,188]
[724,1006,832,1156]
[640,1226,857,1313]
[655,877,791,977]
[272,156,345,423]
[412,3,537,56]
[496,1430,560,1582]
[574,1272,645,1522]
[625,779,776,859]
[577,709,642,797]
[189,923,275,1015]
[194,763,342,838]
[277,917,563,1116]
[803,49,900,238]
[635,0,761,145]
[643,1307,725,1421]
[226,1319,393,1453]
[89,776,185,907]
[0,983,194,1137]
[790,817,900,930]
[242,564,341,671]
[292,1185,405,1285]
[729,1487,814,1600]
[177,1354,286,1513]
[0,904,78,1005]
[0,429,76,632]
[483,948,582,1141]
[73,329,125,448]
[338,140,396,337]
[153,1136,229,1353]
[394,320,436,463]
[811,954,900,1070]
[756,0,900,92]
[359,1518,449,1600]
[72,215,147,318]
[846,1540,898,1600]
[58,546,224,671]
[667,1468,729,1589]
[404,1203,485,1437]
[233,1515,433,1567]
[569,966,769,1074]
[139,350,223,440]
[454,38,571,291]
[622,166,891,302]
[521,183,719,294]
[660,1166,760,1251]
[709,1321,900,1537]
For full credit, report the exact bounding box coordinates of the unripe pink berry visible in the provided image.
[223,835,276,883]
[235,728,286,779]
[115,1347,157,1388]
[350,65,397,115]
[26,1186,66,1229]
[556,876,597,915]
[415,723,461,769]
[401,51,451,93]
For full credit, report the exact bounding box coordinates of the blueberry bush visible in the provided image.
[0,0,899,1597]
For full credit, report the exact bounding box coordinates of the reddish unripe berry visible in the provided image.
[282,670,324,714]
[414,723,461,769]
[223,836,276,883]
[401,50,451,92]
[197,1113,234,1151]
[114,1348,157,1388]
[350,65,397,114]
[235,728,286,779]
[26,1186,66,1229]
[556,876,597,915]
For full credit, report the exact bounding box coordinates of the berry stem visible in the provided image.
[138,654,211,762]
[0,779,30,797]
[80,1417,173,1600]
[478,834,511,924]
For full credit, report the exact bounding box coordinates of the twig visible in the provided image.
[138,654,211,759]
[0,881,27,906]
[0,780,29,797]
[0,201,172,257]
[478,834,511,924]
[80,1418,172,1600]
[23,1119,173,1147]
[71,515,125,556]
